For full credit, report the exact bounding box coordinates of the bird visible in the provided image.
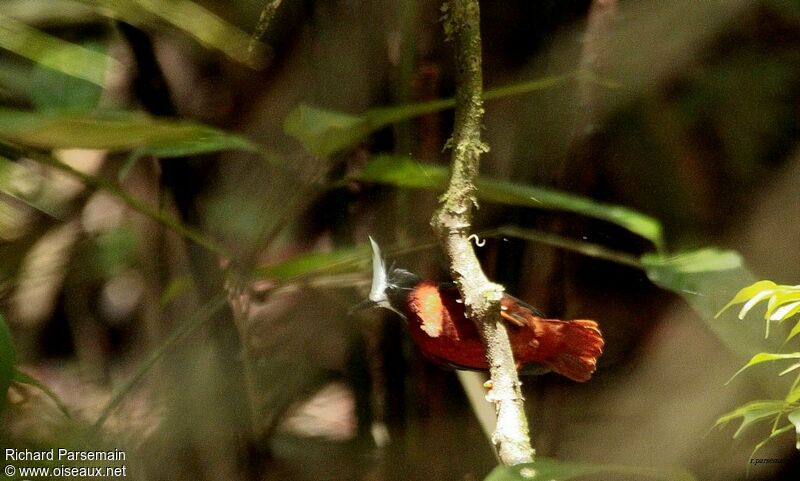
[362,237,604,382]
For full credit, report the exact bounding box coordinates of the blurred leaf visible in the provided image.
[728,353,800,382]
[354,155,664,249]
[120,134,258,180]
[714,400,786,439]
[641,250,785,362]
[29,41,106,113]
[284,74,571,157]
[789,409,800,450]
[93,227,138,277]
[160,275,193,306]
[284,105,369,158]
[256,246,368,281]
[95,0,264,68]
[13,369,72,418]
[0,12,114,86]
[0,312,14,412]
[0,108,259,153]
[484,457,695,481]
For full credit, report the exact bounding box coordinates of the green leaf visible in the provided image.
[0,108,259,153]
[750,423,796,457]
[715,280,778,318]
[95,0,263,68]
[727,353,800,383]
[641,252,784,363]
[787,320,800,342]
[714,400,787,438]
[788,409,800,450]
[284,74,572,157]
[0,312,14,412]
[785,382,800,403]
[255,246,369,281]
[0,12,115,86]
[354,155,665,249]
[283,105,370,158]
[29,41,106,113]
[484,457,695,481]
[120,134,259,180]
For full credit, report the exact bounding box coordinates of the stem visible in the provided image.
[432,0,534,465]
[92,294,228,432]
[22,147,232,259]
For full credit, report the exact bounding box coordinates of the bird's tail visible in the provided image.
[541,319,604,382]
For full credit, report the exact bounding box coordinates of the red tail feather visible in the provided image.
[537,319,604,382]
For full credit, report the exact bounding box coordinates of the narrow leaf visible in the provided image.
[0,12,116,86]
[354,155,664,248]
[714,400,786,438]
[787,320,800,342]
[715,280,778,318]
[0,108,258,154]
[770,301,800,323]
[739,289,776,321]
[788,409,800,450]
[727,353,800,383]
[285,74,571,157]
[102,0,264,68]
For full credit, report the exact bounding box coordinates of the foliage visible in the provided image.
[714,281,800,454]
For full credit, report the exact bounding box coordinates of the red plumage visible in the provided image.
[404,281,604,382]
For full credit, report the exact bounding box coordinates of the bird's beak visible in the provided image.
[348,298,377,315]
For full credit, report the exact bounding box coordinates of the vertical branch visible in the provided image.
[431,0,534,466]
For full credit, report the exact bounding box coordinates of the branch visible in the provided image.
[432,0,534,465]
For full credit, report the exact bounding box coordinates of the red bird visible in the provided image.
[364,238,604,382]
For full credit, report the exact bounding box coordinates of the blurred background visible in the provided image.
[2,0,800,480]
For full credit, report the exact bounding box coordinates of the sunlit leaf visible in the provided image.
[787,321,800,342]
[740,289,776,321]
[715,280,778,318]
[484,457,695,481]
[284,74,572,157]
[727,353,800,383]
[255,246,369,281]
[714,400,786,438]
[785,383,800,403]
[0,313,14,412]
[788,409,800,450]
[0,108,259,153]
[354,155,664,248]
[779,363,800,378]
[770,299,800,322]
[0,12,115,86]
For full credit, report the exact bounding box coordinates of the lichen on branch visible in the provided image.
[431,0,534,466]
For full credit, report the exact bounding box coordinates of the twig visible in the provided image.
[431,0,534,465]
[92,294,228,432]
